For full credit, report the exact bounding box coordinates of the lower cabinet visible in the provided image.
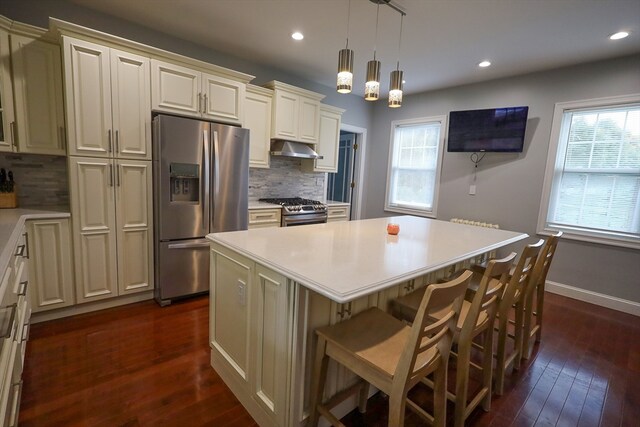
[26,218,75,312]
[0,226,30,427]
[210,244,292,427]
[248,208,281,229]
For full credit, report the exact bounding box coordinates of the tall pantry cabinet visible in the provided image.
[62,35,153,303]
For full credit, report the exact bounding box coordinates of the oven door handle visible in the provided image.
[283,215,328,226]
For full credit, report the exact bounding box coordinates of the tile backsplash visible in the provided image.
[249,156,326,201]
[0,154,69,207]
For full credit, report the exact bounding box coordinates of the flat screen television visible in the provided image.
[447,106,529,152]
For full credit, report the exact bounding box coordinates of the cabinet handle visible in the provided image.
[109,164,114,187]
[21,322,29,343]
[14,244,26,258]
[117,164,121,187]
[18,280,28,297]
[254,214,274,219]
[198,93,203,113]
[8,380,23,427]
[115,130,120,153]
[203,94,208,113]
[108,129,112,152]
[59,126,66,147]
[10,121,17,148]
[23,232,29,259]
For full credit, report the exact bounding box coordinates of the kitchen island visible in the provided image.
[207,215,527,427]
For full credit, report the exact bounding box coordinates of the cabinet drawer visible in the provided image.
[248,209,281,228]
[327,206,349,222]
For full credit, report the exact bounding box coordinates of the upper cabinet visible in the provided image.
[263,81,324,144]
[244,85,272,168]
[0,19,65,155]
[63,36,151,159]
[151,59,246,125]
[303,104,344,173]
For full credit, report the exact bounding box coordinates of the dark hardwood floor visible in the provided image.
[20,292,640,426]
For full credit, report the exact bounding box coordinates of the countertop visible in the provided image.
[248,201,282,210]
[326,200,350,207]
[207,215,528,303]
[1,208,71,303]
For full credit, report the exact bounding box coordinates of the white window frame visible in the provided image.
[385,115,447,218]
[537,93,640,249]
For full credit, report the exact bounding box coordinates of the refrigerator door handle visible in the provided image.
[167,242,210,250]
[202,129,210,231]
[212,129,220,229]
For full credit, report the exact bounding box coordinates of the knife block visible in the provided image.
[0,188,17,208]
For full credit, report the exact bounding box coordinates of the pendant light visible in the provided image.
[364,2,381,101]
[389,14,404,108]
[337,0,354,93]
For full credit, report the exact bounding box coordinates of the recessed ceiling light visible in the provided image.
[478,61,491,68]
[291,32,304,41]
[609,31,629,40]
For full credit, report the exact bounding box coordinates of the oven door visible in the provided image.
[282,212,328,227]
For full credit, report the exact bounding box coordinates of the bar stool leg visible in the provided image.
[514,301,525,370]
[432,363,447,427]
[454,343,471,427]
[358,381,370,413]
[482,326,494,411]
[495,315,508,396]
[309,336,329,427]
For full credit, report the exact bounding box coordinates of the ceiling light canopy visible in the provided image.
[609,31,629,40]
[291,32,304,41]
[478,60,491,68]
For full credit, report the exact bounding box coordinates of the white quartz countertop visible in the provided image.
[207,215,528,303]
[326,200,350,207]
[1,207,71,302]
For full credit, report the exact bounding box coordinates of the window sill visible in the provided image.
[538,225,640,250]
[384,205,437,219]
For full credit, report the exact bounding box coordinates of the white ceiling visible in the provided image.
[69,0,640,96]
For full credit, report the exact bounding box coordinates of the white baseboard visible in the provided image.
[545,280,640,317]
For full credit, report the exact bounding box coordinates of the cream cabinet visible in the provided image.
[210,244,293,427]
[10,34,65,155]
[69,156,153,303]
[264,81,324,144]
[327,204,350,222]
[0,25,16,153]
[63,36,151,160]
[244,85,272,168]
[151,59,246,125]
[248,208,281,229]
[303,104,344,173]
[26,218,75,312]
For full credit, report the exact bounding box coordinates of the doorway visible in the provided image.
[326,124,366,220]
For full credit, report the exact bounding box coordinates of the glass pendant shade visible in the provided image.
[388,69,403,108]
[364,59,381,101]
[337,48,354,93]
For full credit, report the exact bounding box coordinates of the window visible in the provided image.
[538,94,640,248]
[385,116,446,217]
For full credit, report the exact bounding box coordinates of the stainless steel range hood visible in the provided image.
[270,140,323,159]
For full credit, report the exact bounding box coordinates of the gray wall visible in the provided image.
[364,54,640,303]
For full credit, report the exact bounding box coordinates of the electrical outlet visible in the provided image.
[316,178,323,186]
[237,280,246,306]
[469,185,476,195]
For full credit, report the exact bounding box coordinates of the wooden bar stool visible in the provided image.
[309,271,473,427]
[390,253,516,427]
[493,239,543,395]
[522,231,562,359]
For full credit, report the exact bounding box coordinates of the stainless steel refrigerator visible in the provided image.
[152,114,249,305]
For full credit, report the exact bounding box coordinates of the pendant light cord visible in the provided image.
[345,0,352,48]
[396,14,404,70]
[373,2,380,60]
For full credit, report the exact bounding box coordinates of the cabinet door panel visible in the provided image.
[202,73,244,124]
[11,36,65,155]
[0,30,16,152]
[314,109,341,172]
[27,219,75,312]
[64,37,112,157]
[298,96,320,144]
[69,157,117,302]
[111,49,151,160]
[272,91,298,140]
[151,59,200,116]
[116,160,153,294]
[245,89,271,168]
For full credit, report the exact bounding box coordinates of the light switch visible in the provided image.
[469,185,476,195]
[237,280,246,306]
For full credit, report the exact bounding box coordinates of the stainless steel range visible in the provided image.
[259,197,328,227]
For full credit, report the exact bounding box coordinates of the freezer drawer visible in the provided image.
[156,239,210,304]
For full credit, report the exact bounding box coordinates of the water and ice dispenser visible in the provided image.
[169,163,199,203]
